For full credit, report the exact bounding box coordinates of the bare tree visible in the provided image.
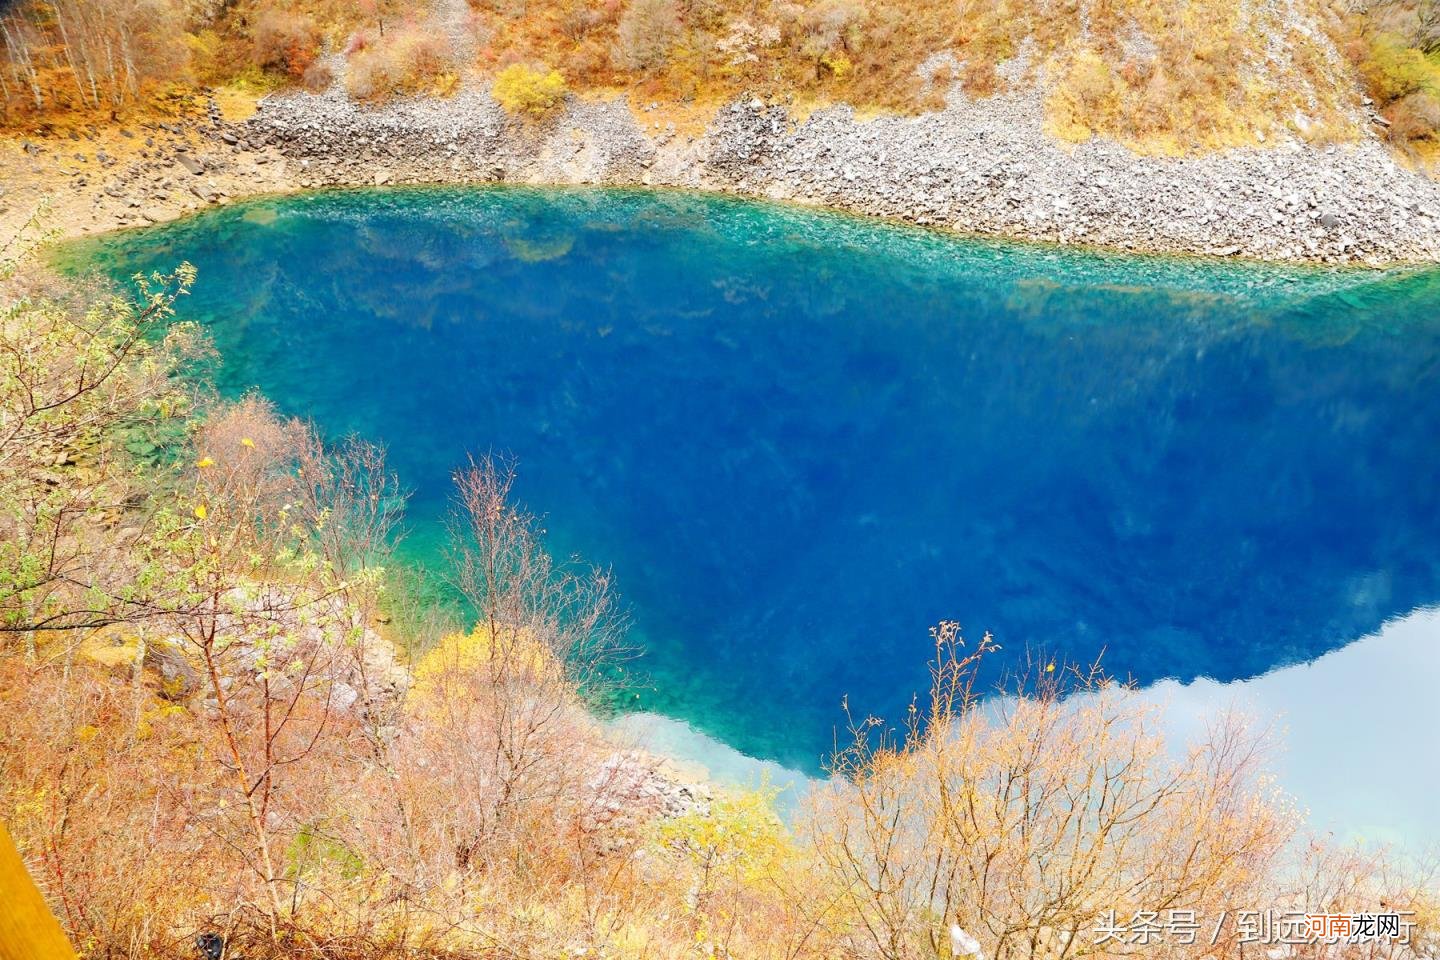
[375,453,633,873]
[804,622,1295,960]
[295,431,407,583]
[448,453,627,692]
[1,0,186,116]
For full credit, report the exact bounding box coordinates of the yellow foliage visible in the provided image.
[1360,33,1440,101]
[411,623,554,689]
[1346,31,1440,146]
[493,64,570,117]
[1047,48,1125,142]
[658,785,794,885]
[820,52,853,80]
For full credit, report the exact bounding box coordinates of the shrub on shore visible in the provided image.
[492,63,568,115]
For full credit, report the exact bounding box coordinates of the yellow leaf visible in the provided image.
[1045,662,1056,673]
[194,504,208,520]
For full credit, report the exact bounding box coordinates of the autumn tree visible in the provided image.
[0,214,203,660]
[427,454,627,858]
[804,622,1296,960]
[337,454,637,945]
[0,0,187,117]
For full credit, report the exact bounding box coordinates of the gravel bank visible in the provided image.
[5,78,1436,265]
[245,80,1440,266]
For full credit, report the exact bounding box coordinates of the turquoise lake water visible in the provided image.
[69,187,1440,775]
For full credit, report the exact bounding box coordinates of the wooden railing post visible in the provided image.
[0,818,77,960]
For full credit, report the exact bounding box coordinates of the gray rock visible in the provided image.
[241,78,1440,266]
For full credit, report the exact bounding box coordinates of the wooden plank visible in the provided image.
[0,819,77,960]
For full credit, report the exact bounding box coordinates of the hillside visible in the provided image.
[0,0,1437,158]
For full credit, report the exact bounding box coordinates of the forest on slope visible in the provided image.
[0,0,1437,156]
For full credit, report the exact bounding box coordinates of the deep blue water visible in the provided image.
[70,187,1440,773]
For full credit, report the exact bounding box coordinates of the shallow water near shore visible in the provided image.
[65,187,1440,838]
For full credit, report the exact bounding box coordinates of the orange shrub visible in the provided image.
[252,7,322,81]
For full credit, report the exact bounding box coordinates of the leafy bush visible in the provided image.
[187,27,248,88]
[1391,88,1440,139]
[492,63,569,115]
[659,786,792,887]
[1360,32,1440,100]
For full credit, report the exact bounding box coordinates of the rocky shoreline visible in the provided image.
[244,80,1440,266]
[5,77,1440,265]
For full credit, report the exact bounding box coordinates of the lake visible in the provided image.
[69,188,1440,830]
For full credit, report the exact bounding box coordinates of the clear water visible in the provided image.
[67,187,1440,775]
